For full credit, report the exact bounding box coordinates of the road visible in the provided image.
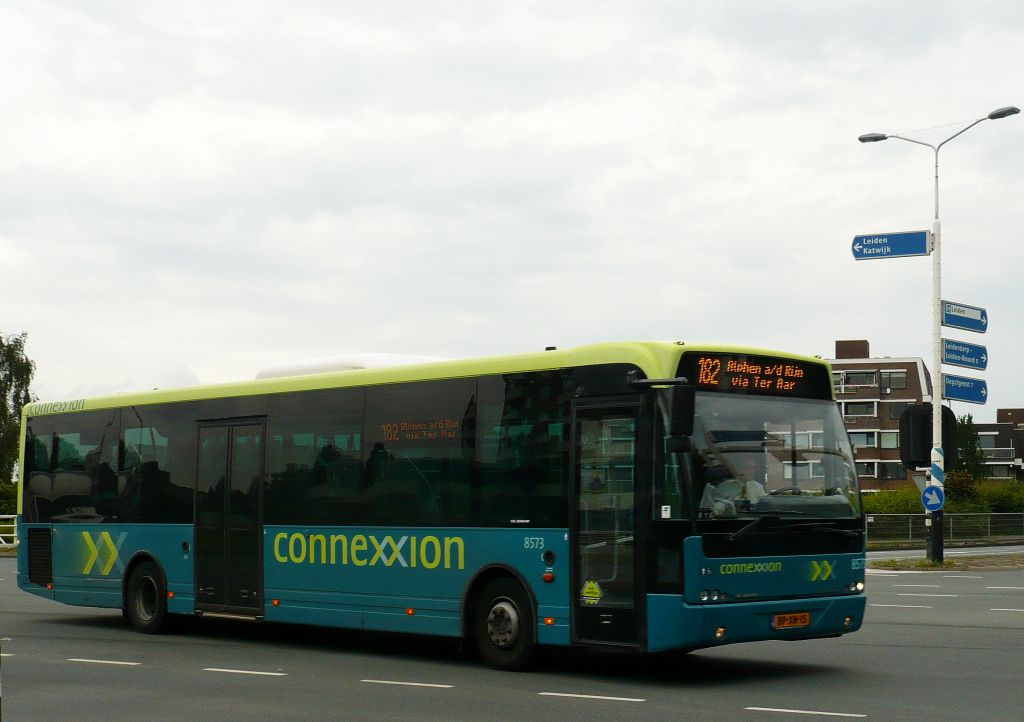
[2,557,1024,721]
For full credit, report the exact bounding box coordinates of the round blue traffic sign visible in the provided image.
[921,486,945,512]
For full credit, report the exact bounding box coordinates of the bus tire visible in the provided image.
[474,577,535,671]
[125,561,169,634]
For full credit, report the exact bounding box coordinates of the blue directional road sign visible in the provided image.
[943,373,988,404]
[942,300,988,334]
[921,485,945,512]
[851,230,930,260]
[942,338,988,371]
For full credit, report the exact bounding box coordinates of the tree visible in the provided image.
[949,413,985,480]
[1,332,35,485]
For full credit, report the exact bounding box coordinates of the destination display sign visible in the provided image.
[678,352,832,400]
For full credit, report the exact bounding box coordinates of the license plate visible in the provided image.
[772,612,810,629]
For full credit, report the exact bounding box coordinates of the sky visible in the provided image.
[2,1,1023,422]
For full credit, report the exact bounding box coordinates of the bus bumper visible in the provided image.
[646,593,865,652]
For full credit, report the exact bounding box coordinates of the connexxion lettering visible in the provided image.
[273,532,465,570]
[719,562,783,575]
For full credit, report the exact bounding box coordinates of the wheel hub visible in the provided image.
[486,599,520,649]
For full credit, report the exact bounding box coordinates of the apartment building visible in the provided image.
[828,340,931,491]
[829,340,1024,487]
[974,409,1024,481]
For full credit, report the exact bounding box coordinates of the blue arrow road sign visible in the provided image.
[942,300,988,334]
[942,338,988,371]
[851,230,930,260]
[943,374,988,404]
[921,485,945,512]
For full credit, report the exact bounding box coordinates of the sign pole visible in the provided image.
[860,106,1018,564]
[929,150,944,564]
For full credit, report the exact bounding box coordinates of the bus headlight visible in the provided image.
[700,590,710,602]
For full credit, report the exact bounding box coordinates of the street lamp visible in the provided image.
[859,105,1019,563]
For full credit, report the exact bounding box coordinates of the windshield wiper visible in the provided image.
[783,521,860,538]
[729,514,781,541]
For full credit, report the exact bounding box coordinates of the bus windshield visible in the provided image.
[690,392,860,520]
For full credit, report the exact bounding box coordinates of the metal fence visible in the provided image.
[867,513,1024,547]
[0,514,16,548]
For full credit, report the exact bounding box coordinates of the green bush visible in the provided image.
[863,480,1024,515]
[944,470,977,503]
[977,480,1024,513]
[862,486,922,514]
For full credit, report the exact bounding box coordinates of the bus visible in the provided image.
[16,341,865,670]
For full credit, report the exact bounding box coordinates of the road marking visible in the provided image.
[745,706,866,718]
[540,692,646,702]
[893,584,941,588]
[0,653,12,657]
[361,680,453,689]
[943,575,982,579]
[68,658,140,666]
[871,604,932,609]
[203,668,286,677]
[991,608,1024,612]
[986,586,1024,590]
[897,593,957,598]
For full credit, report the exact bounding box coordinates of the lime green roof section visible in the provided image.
[22,341,831,416]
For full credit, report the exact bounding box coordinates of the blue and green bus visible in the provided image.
[17,342,865,669]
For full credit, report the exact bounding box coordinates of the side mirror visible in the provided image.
[670,385,695,437]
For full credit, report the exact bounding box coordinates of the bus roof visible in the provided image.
[23,341,830,416]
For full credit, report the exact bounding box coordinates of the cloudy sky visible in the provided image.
[3,1,1022,421]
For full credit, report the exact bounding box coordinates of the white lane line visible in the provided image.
[361,680,453,689]
[897,593,957,598]
[67,658,140,666]
[540,692,646,703]
[943,575,983,579]
[892,584,941,588]
[871,603,932,609]
[0,653,12,657]
[991,608,1024,612]
[746,706,865,718]
[986,586,1024,590]
[203,668,286,677]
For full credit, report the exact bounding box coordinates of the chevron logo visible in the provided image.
[82,531,127,576]
[810,559,834,582]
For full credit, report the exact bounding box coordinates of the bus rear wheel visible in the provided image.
[125,561,169,634]
[474,578,535,671]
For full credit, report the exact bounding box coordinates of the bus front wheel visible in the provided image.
[474,578,535,671]
[125,561,169,634]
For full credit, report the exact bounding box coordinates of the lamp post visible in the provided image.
[859,105,1019,563]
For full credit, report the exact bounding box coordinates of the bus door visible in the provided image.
[572,402,640,646]
[195,419,265,615]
